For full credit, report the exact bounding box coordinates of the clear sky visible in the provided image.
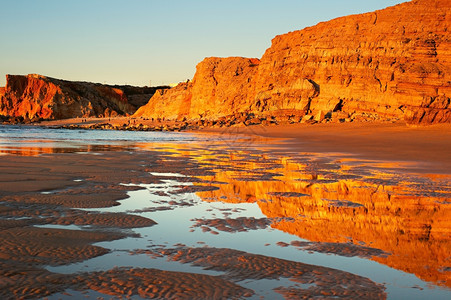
[0,0,406,87]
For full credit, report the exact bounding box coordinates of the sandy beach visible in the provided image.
[0,122,450,299]
[198,122,451,174]
[39,117,451,173]
[1,0,450,298]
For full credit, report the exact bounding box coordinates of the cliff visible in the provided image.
[134,57,261,121]
[135,0,451,125]
[0,74,168,121]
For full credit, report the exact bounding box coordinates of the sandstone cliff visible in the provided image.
[135,0,450,125]
[134,57,261,121]
[0,74,168,121]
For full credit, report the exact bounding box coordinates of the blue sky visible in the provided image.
[0,0,405,87]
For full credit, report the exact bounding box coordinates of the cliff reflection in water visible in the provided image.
[182,147,451,288]
[0,143,135,156]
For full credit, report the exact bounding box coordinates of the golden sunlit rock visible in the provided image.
[135,0,450,125]
[0,74,167,121]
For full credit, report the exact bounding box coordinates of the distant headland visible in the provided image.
[1,0,449,128]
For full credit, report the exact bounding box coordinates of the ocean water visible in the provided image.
[1,124,450,299]
[0,124,204,144]
[0,124,239,155]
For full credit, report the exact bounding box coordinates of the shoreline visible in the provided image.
[11,117,451,174]
[196,122,451,174]
[0,122,450,298]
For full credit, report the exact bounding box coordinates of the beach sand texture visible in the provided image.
[0,122,449,299]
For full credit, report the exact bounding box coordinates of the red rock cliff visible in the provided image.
[135,0,450,125]
[0,74,168,121]
[134,57,260,120]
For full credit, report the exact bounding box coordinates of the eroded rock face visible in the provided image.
[0,74,167,121]
[135,57,260,121]
[136,0,450,125]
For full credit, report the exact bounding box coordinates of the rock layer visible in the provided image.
[136,0,451,125]
[134,57,260,121]
[0,74,168,121]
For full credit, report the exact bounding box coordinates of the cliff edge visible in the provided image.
[135,0,450,125]
[0,74,168,121]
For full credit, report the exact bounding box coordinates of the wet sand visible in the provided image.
[39,117,451,172]
[198,121,451,174]
[133,246,386,299]
[0,151,160,298]
[0,123,450,299]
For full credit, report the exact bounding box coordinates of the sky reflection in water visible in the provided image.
[2,125,450,299]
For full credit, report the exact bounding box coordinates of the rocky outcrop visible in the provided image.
[136,0,450,125]
[0,74,168,121]
[134,57,261,121]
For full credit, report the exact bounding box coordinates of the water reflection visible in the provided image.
[0,143,137,156]
[1,127,450,297]
[137,142,451,289]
